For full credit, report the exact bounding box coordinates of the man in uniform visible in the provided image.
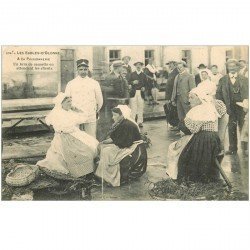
[65,59,103,138]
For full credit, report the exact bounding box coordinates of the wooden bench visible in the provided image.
[2,110,51,136]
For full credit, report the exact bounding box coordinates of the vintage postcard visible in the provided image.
[1,45,249,201]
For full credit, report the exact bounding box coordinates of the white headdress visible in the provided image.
[199,68,212,79]
[189,85,219,121]
[116,105,138,126]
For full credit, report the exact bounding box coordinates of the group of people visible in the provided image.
[37,56,248,188]
[166,58,248,182]
[37,59,148,187]
[165,59,248,156]
[104,56,161,128]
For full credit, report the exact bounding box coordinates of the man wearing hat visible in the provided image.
[104,60,130,99]
[239,59,248,78]
[164,60,179,130]
[195,63,207,86]
[216,59,248,155]
[171,60,196,122]
[128,61,147,127]
[165,61,179,101]
[122,56,132,80]
[65,59,103,138]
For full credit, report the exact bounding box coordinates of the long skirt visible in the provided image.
[166,135,192,179]
[37,133,97,178]
[177,131,221,182]
[95,142,147,187]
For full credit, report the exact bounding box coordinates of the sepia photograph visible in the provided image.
[1,45,249,201]
[1,1,250,250]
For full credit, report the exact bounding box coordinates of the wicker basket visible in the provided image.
[6,164,39,187]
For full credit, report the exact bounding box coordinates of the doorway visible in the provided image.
[60,49,75,92]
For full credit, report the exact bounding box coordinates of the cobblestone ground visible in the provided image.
[2,119,249,200]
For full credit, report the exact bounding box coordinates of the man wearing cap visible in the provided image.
[171,61,196,122]
[122,56,132,80]
[129,61,147,127]
[104,60,130,99]
[216,59,248,155]
[165,61,179,101]
[164,60,179,130]
[195,64,207,86]
[65,59,103,138]
[239,60,248,78]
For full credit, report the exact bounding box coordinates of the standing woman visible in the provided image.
[95,105,147,186]
[177,86,227,183]
[144,58,159,105]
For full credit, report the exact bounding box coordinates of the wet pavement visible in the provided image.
[2,118,249,200]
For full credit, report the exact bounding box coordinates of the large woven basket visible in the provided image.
[6,164,39,187]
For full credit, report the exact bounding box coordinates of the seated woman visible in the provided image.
[37,92,99,179]
[177,85,227,183]
[95,105,147,187]
[167,82,227,182]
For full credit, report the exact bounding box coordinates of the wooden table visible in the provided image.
[2,110,51,136]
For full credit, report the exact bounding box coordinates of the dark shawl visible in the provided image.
[110,119,141,148]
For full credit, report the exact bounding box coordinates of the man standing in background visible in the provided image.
[239,59,248,78]
[164,60,179,130]
[216,59,248,155]
[171,61,196,122]
[165,61,179,101]
[65,59,103,138]
[144,58,159,105]
[122,56,132,80]
[104,60,130,99]
[129,61,147,127]
[195,63,207,86]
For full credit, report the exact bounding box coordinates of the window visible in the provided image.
[109,50,121,63]
[145,50,154,65]
[226,50,233,61]
[181,50,192,72]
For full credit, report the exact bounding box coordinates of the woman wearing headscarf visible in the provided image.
[176,84,227,182]
[199,68,217,90]
[167,82,227,182]
[95,105,147,186]
[37,92,99,178]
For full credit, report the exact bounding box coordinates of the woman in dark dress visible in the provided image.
[95,105,147,186]
[176,85,227,183]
